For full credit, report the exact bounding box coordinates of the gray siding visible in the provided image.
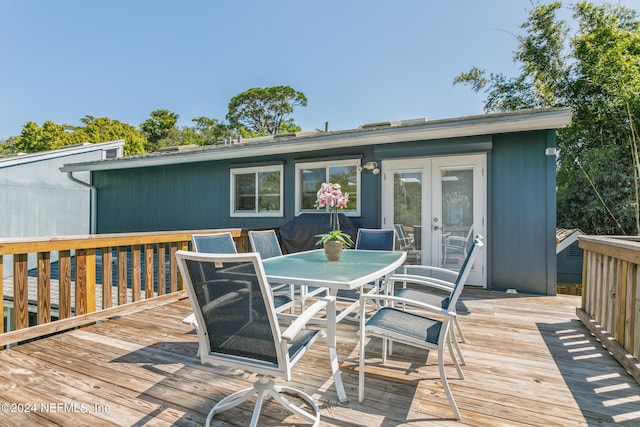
[490,130,556,294]
[1,157,94,239]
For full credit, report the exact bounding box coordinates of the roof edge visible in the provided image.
[60,108,572,173]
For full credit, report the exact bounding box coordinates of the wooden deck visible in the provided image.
[1,289,639,426]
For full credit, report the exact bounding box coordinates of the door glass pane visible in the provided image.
[393,171,422,263]
[441,168,474,270]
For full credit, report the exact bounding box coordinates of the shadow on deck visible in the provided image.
[0,289,638,426]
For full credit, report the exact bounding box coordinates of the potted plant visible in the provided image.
[315,182,354,261]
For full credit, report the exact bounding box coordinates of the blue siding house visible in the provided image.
[61,108,572,295]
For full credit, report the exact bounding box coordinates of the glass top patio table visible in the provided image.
[262,249,406,290]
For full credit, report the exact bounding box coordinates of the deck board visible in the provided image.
[1,289,639,426]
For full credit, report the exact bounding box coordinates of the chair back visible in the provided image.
[355,228,395,251]
[448,235,484,308]
[248,230,283,259]
[394,224,413,249]
[192,232,237,254]
[176,251,289,378]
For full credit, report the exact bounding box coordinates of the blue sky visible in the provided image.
[1,0,639,140]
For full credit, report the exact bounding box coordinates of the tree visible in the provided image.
[227,86,307,136]
[12,116,146,156]
[186,116,236,145]
[140,109,179,152]
[14,120,74,152]
[454,1,640,235]
[73,116,146,156]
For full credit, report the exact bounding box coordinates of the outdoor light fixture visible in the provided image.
[358,161,380,174]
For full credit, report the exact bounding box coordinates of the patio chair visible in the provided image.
[394,224,413,251]
[247,229,282,260]
[355,228,396,251]
[357,237,483,420]
[248,229,307,312]
[443,225,473,266]
[337,228,396,320]
[183,233,240,327]
[192,232,237,254]
[387,236,484,365]
[185,231,294,327]
[176,250,336,427]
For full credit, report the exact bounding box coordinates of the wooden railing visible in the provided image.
[578,235,640,384]
[0,228,254,347]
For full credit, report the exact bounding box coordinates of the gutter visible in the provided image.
[60,108,573,173]
[66,172,97,234]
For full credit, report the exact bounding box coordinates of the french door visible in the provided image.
[382,154,486,286]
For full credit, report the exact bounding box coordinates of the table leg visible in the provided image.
[326,293,347,403]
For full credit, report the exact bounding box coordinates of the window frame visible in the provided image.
[230,165,284,217]
[294,158,361,216]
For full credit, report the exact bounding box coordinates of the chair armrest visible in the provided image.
[399,265,458,282]
[388,274,455,292]
[281,296,335,341]
[360,294,455,318]
[446,235,468,244]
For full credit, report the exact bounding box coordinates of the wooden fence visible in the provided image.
[578,235,640,384]
[0,228,254,347]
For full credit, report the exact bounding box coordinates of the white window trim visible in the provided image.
[230,165,284,217]
[294,158,361,216]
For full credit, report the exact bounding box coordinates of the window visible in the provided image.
[295,159,360,215]
[230,165,283,217]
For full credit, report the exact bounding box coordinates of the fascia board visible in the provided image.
[60,109,572,173]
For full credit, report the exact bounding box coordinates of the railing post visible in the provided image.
[102,247,112,310]
[13,254,29,330]
[59,250,72,319]
[117,246,128,305]
[145,244,154,299]
[76,248,97,315]
[37,252,51,325]
[157,243,166,296]
[132,245,141,302]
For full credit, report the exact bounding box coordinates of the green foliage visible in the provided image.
[74,116,146,155]
[140,109,179,152]
[315,230,354,248]
[227,86,307,136]
[188,116,236,145]
[3,85,307,158]
[12,117,145,156]
[14,121,74,152]
[454,1,640,235]
[0,136,19,155]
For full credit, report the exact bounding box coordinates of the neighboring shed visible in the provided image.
[556,228,584,291]
[1,140,124,276]
[60,108,573,295]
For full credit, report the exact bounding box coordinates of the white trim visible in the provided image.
[382,154,487,287]
[230,165,284,217]
[59,109,572,173]
[556,230,582,254]
[1,140,125,169]
[294,158,361,216]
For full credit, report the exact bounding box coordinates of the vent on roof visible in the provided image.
[158,144,199,153]
[359,117,428,129]
[273,130,320,139]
